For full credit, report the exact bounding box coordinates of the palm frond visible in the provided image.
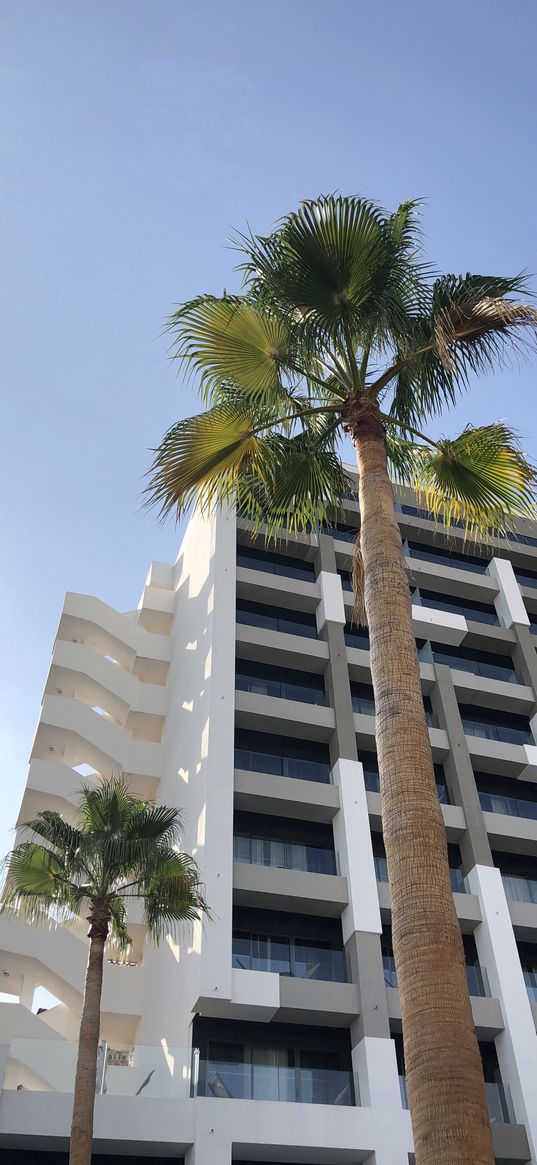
[145,402,270,521]
[166,295,298,411]
[142,852,208,944]
[396,423,536,539]
[0,843,85,926]
[235,427,354,538]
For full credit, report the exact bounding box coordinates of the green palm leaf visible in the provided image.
[166,295,295,410]
[391,423,537,538]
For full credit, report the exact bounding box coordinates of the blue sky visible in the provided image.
[1,0,536,860]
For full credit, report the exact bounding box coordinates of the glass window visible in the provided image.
[236,543,315,580]
[431,642,517,683]
[406,540,490,573]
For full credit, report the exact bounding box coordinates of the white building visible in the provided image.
[1,477,537,1164]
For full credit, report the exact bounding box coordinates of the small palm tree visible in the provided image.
[1,777,208,1165]
[146,196,537,1165]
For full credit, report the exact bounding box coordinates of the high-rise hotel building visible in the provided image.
[1,471,537,1164]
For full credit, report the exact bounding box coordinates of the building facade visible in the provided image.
[1,474,537,1164]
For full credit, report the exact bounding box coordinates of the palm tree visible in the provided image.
[145,196,537,1165]
[1,777,208,1165]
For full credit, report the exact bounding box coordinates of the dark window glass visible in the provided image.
[407,540,490,573]
[236,599,317,639]
[237,543,315,580]
[515,567,537,589]
[460,705,532,745]
[476,773,537,821]
[417,589,498,626]
[430,642,517,683]
[234,729,331,784]
[344,623,370,650]
[235,659,326,706]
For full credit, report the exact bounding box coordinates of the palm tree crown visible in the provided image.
[1,777,207,949]
[146,196,537,537]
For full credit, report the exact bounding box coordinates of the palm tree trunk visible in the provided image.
[352,403,494,1165]
[69,906,108,1165]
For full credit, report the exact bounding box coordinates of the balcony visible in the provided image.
[478,789,537,821]
[232,933,346,983]
[430,644,518,684]
[460,707,533,747]
[234,730,331,785]
[233,834,336,875]
[502,874,537,905]
[235,663,326,707]
[236,600,318,640]
[196,1058,356,1105]
[415,588,499,626]
[406,541,490,574]
[2,1039,191,1098]
[237,544,315,581]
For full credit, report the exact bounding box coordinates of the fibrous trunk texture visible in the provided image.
[69,905,108,1165]
[353,404,493,1165]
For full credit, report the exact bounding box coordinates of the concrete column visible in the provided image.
[432,663,492,870]
[315,535,358,764]
[468,863,537,1160]
[315,536,390,1047]
[513,623,537,700]
[19,974,35,1010]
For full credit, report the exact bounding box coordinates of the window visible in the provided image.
[234,729,331,783]
[476,773,537,821]
[237,543,315,580]
[236,599,318,639]
[416,589,498,626]
[235,659,326,706]
[406,540,490,574]
[232,931,346,982]
[430,642,517,684]
[460,705,532,746]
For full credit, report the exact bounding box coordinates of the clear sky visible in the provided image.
[1,0,536,860]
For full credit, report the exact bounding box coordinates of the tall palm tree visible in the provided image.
[1,777,208,1165]
[145,196,537,1165]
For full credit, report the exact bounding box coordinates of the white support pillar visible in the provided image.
[186,1132,231,1165]
[467,863,537,1159]
[487,557,529,629]
[353,1037,411,1164]
[331,758,381,942]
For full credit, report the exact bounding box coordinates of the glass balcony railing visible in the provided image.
[235,673,326,706]
[236,606,318,639]
[523,969,537,1002]
[501,874,537,905]
[431,646,517,684]
[406,543,490,574]
[197,1059,357,1105]
[399,1074,512,1122]
[234,748,330,784]
[414,591,498,626]
[236,548,315,581]
[462,719,532,746]
[3,1040,193,1098]
[233,835,336,875]
[384,956,489,997]
[232,938,347,982]
[515,570,537,590]
[478,790,537,821]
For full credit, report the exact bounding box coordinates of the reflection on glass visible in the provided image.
[502,874,537,905]
[478,790,537,820]
[234,748,330,784]
[233,834,336,875]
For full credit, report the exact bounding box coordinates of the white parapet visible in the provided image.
[411,603,467,645]
[487,557,530,629]
[316,570,346,631]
